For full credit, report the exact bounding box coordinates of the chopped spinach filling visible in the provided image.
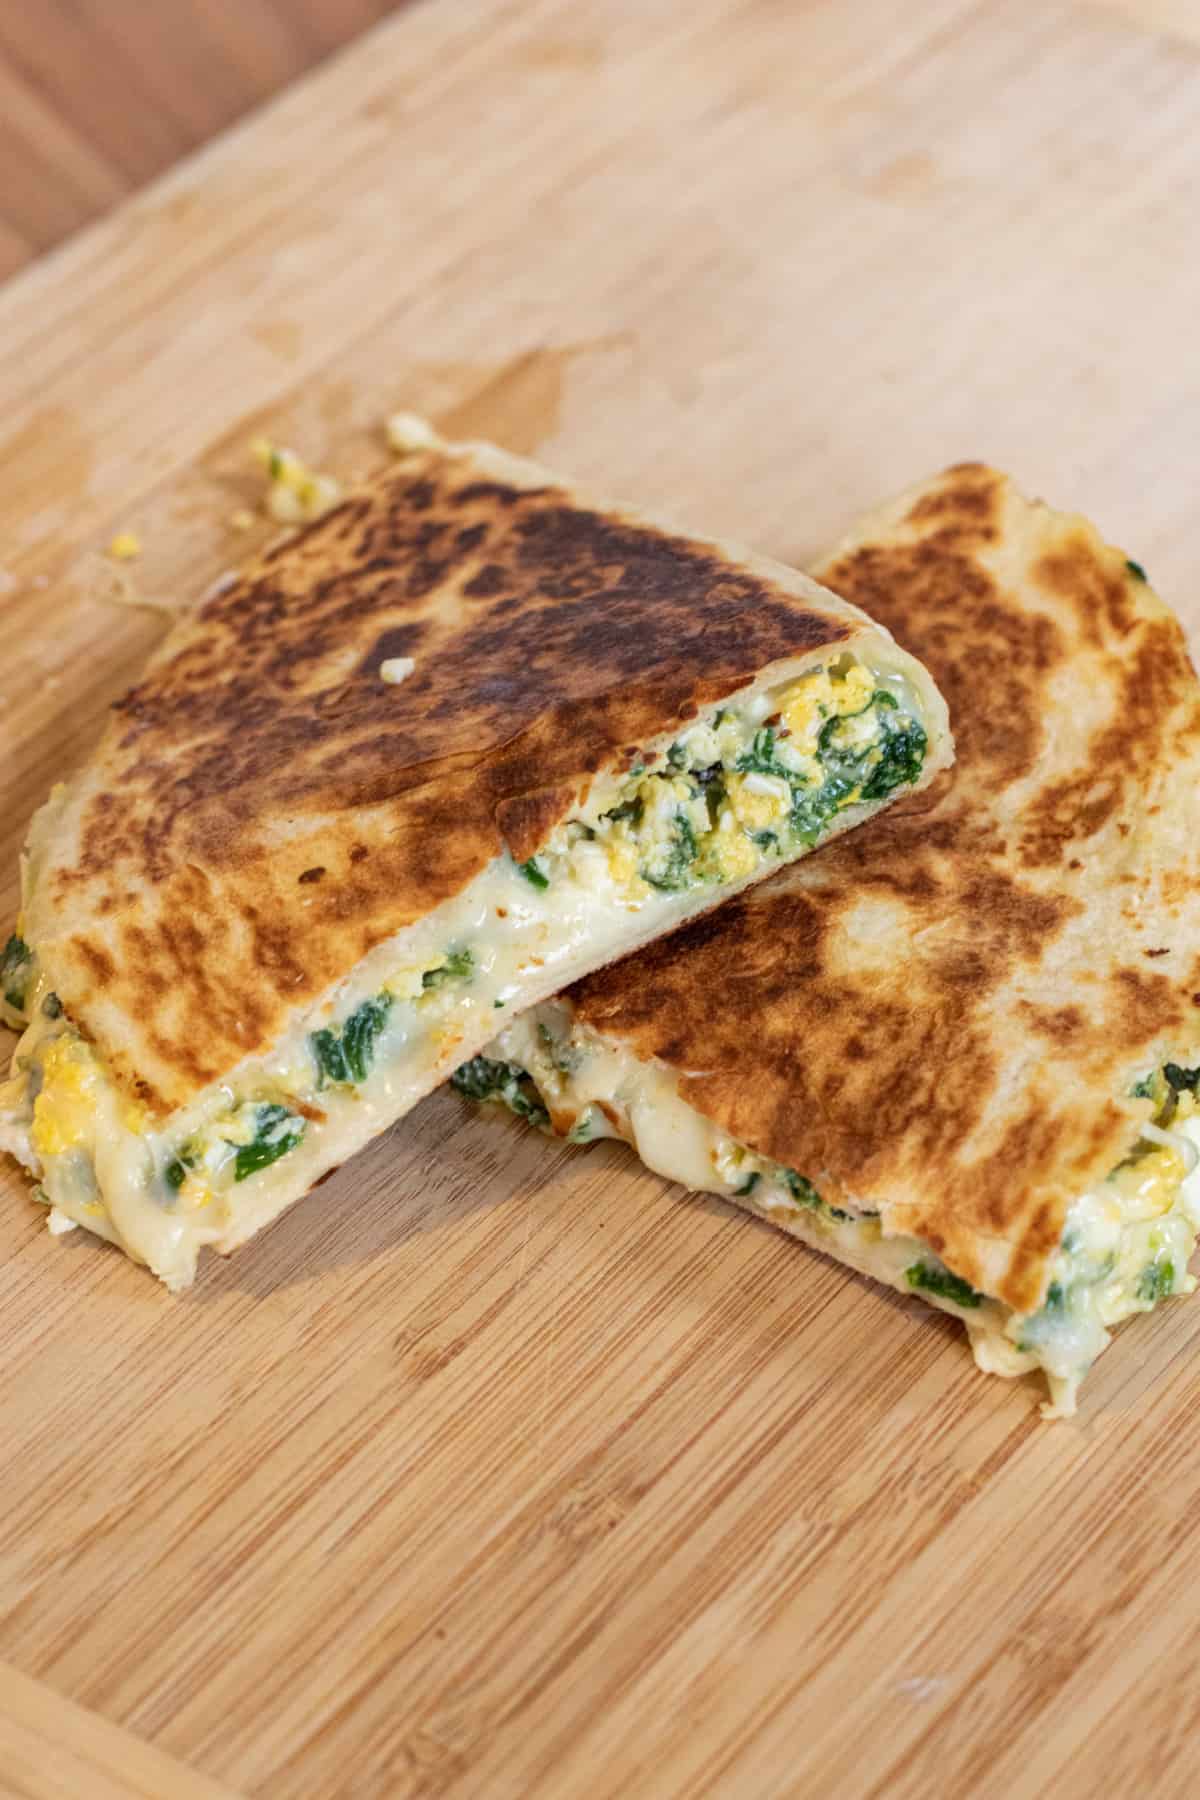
[1126,558,1148,583]
[231,1103,306,1182]
[451,1056,550,1127]
[818,695,927,804]
[311,992,394,1087]
[906,1261,984,1309]
[782,1168,822,1210]
[1,935,33,1011]
[586,681,927,898]
[1137,1257,1175,1304]
[422,947,474,991]
[642,814,698,892]
[163,1155,192,1193]
[736,727,792,780]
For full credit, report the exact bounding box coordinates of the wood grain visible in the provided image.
[0,1662,236,1799]
[1,0,1200,1793]
[0,0,402,265]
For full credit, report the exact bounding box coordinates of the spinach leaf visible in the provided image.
[642,814,698,892]
[734,1171,760,1197]
[736,727,790,779]
[860,718,927,800]
[311,992,394,1086]
[41,992,63,1020]
[816,695,926,806]
[1131,1074,1157,1099]
[789,779,849,847]
[233,1103,305,1182]
[422,947,474,990]
[603,795,644,827]
[1164,1063,1200,1094]
[1137,1258,1175,1303]
[1,935,33,1011]
[342,994,393,1081]
[518,858,550,890]
[782,1168,821,1209]
[311,1027,348,1086]
[163,1156,191,1193]
[1126,558,1148,583]
[905,1261,983,1309]
[451,1056,550,1126]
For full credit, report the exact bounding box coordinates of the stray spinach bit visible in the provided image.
[451,1056,549,1127]
[232,1103,305,1182]
[311,992,394,1086]
[41,992,63,1020]
[828,1206,855,1222]
[905,1261,984,1309]
[1043,1280,1067,1313]
[1164,1063,1200,1094]
[1131,1074,1157,1100]
[666,742,688,771]
[1138,1258,1175,1303]
[518,858,550,891]
[734,1171,761,1197]
[1,935,33,1011]
[782,1168,821,1209]
[1126,558,1148,583]
[164,1158,189,1192]
[422,947,474,990]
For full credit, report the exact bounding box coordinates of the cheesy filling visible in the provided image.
[457,1007,1200,1415]
[0,657,930,1288]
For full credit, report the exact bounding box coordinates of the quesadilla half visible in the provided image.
[459,465,1200,1414]
[0,434,951,1287]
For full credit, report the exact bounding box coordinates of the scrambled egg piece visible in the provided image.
[726,772,790,830]
[107,531,142,562]
[711,819,758,880]
[31,1036,101,1158]
[1110,1138,1187,1221]
[780,663,875,756]
[251,438,342,525]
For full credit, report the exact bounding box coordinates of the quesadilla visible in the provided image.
[0,433,951,1288]
[458,465,1200,1415]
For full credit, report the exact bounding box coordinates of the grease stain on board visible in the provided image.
[430,335,634,456]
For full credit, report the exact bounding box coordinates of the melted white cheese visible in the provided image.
[3,652,934,1288]
[483,1008,1200,1414]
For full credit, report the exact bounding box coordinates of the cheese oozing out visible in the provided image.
[0,654,931,1288]
[456,1007,1200,1416]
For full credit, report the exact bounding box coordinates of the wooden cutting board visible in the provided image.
[3,2,1200,1794]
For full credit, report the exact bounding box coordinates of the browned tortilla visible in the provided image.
[564,466,1200,1313]
[23,437,941,1117]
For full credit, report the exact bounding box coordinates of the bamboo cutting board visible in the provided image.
[3,2,1200,1794]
